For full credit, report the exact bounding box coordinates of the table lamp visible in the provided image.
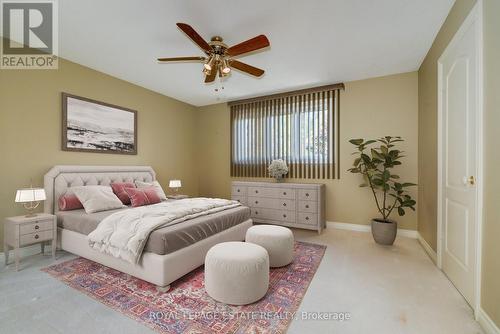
[15,187,46,217]
[169,180,182,194]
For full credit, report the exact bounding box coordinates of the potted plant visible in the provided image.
[348,136,416,245]
[268,159,289,182]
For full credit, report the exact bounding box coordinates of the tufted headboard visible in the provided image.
[44,165,156,214]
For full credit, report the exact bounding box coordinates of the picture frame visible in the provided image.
[62,93,137,155]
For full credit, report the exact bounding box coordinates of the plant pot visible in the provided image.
[371,219,397,245]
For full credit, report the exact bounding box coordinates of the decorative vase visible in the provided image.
[371,219,397,245]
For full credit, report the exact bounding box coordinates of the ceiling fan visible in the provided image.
[157,23,270,83]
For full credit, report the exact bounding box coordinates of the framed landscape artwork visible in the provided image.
[62,93,137,154]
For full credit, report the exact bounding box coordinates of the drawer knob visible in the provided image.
[237,189,240,192]
[34,234,39,239]
[255,211,258,215]
[34,225,39,230]
[255,201,258,204]
[283,203,286,207]
[283,192,287,195]
[283,214,287,218]
[305,205,309,208]
[306,216,309,220]
[306,193,309,197]
[255,190,259,193]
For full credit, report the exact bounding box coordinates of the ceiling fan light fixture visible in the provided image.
[204,56,215,71]
[221,58,231,74]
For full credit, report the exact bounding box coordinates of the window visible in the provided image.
[230,84,343,179]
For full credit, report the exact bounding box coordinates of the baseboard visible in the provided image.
[328,221,371,233]
[478,308,500,334]
[326,221,418,239]
[417,233,437,264]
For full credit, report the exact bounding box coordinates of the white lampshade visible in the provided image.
[15,188,46,203]
[169,180,182,188]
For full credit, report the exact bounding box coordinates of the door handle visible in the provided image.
[468,176,476,185]
[463,176,476,185]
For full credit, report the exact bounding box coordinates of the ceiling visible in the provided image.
[58,0,454,106]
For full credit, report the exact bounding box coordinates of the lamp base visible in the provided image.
[23,201,40,218]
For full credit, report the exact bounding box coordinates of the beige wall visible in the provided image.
[196,72,419,230]
[417,0,477,251]
[0,57,199,242]
[481,0,500,326]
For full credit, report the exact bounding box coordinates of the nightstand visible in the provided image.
[167,194,189,200]
[3,213,57,271]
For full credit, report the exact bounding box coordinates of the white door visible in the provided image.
[438,6,481,307]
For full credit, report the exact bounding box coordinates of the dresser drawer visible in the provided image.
[248,186,295,199]
[19,220,53,235]
[298,200,317,213]
[20,230,53,246]
[248,197,296,211]
[232,186,247,196]
[232,195,247,206]
[251,208,296,223]
[298,212,317,225]
[298,189,318,201]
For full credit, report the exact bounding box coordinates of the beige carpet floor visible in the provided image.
[0,227,484,334]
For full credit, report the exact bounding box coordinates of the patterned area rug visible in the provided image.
[42,241,326,334]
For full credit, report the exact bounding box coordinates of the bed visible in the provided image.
[44,165,252,289]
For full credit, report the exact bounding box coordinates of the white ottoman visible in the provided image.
[205,242,269,305]
[245,225,294,267]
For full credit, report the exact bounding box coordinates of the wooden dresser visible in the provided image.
[231,181,326,233]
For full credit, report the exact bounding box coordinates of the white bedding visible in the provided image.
[87,198,240,263]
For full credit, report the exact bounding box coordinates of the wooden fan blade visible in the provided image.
[229,60,265,77]
[176,23,212,53]
[227,35,270,57]
[157,56,205,62]
[205,69,217,83]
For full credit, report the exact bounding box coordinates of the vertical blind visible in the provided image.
[230,83,343,179]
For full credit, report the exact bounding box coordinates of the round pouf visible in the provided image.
[245,225,294,267]
[205,242,269,305]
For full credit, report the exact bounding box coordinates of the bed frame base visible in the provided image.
[57,219,252,287]
[157,285,170,293]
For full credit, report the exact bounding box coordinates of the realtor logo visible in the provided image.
[1,0,58,69]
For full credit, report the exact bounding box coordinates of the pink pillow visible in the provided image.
[124,187,161,207]
[58,194,83,211]
[111,182,136,205]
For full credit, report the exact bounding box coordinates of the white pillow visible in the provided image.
[135,180,167,201]
[71,185,125,214]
